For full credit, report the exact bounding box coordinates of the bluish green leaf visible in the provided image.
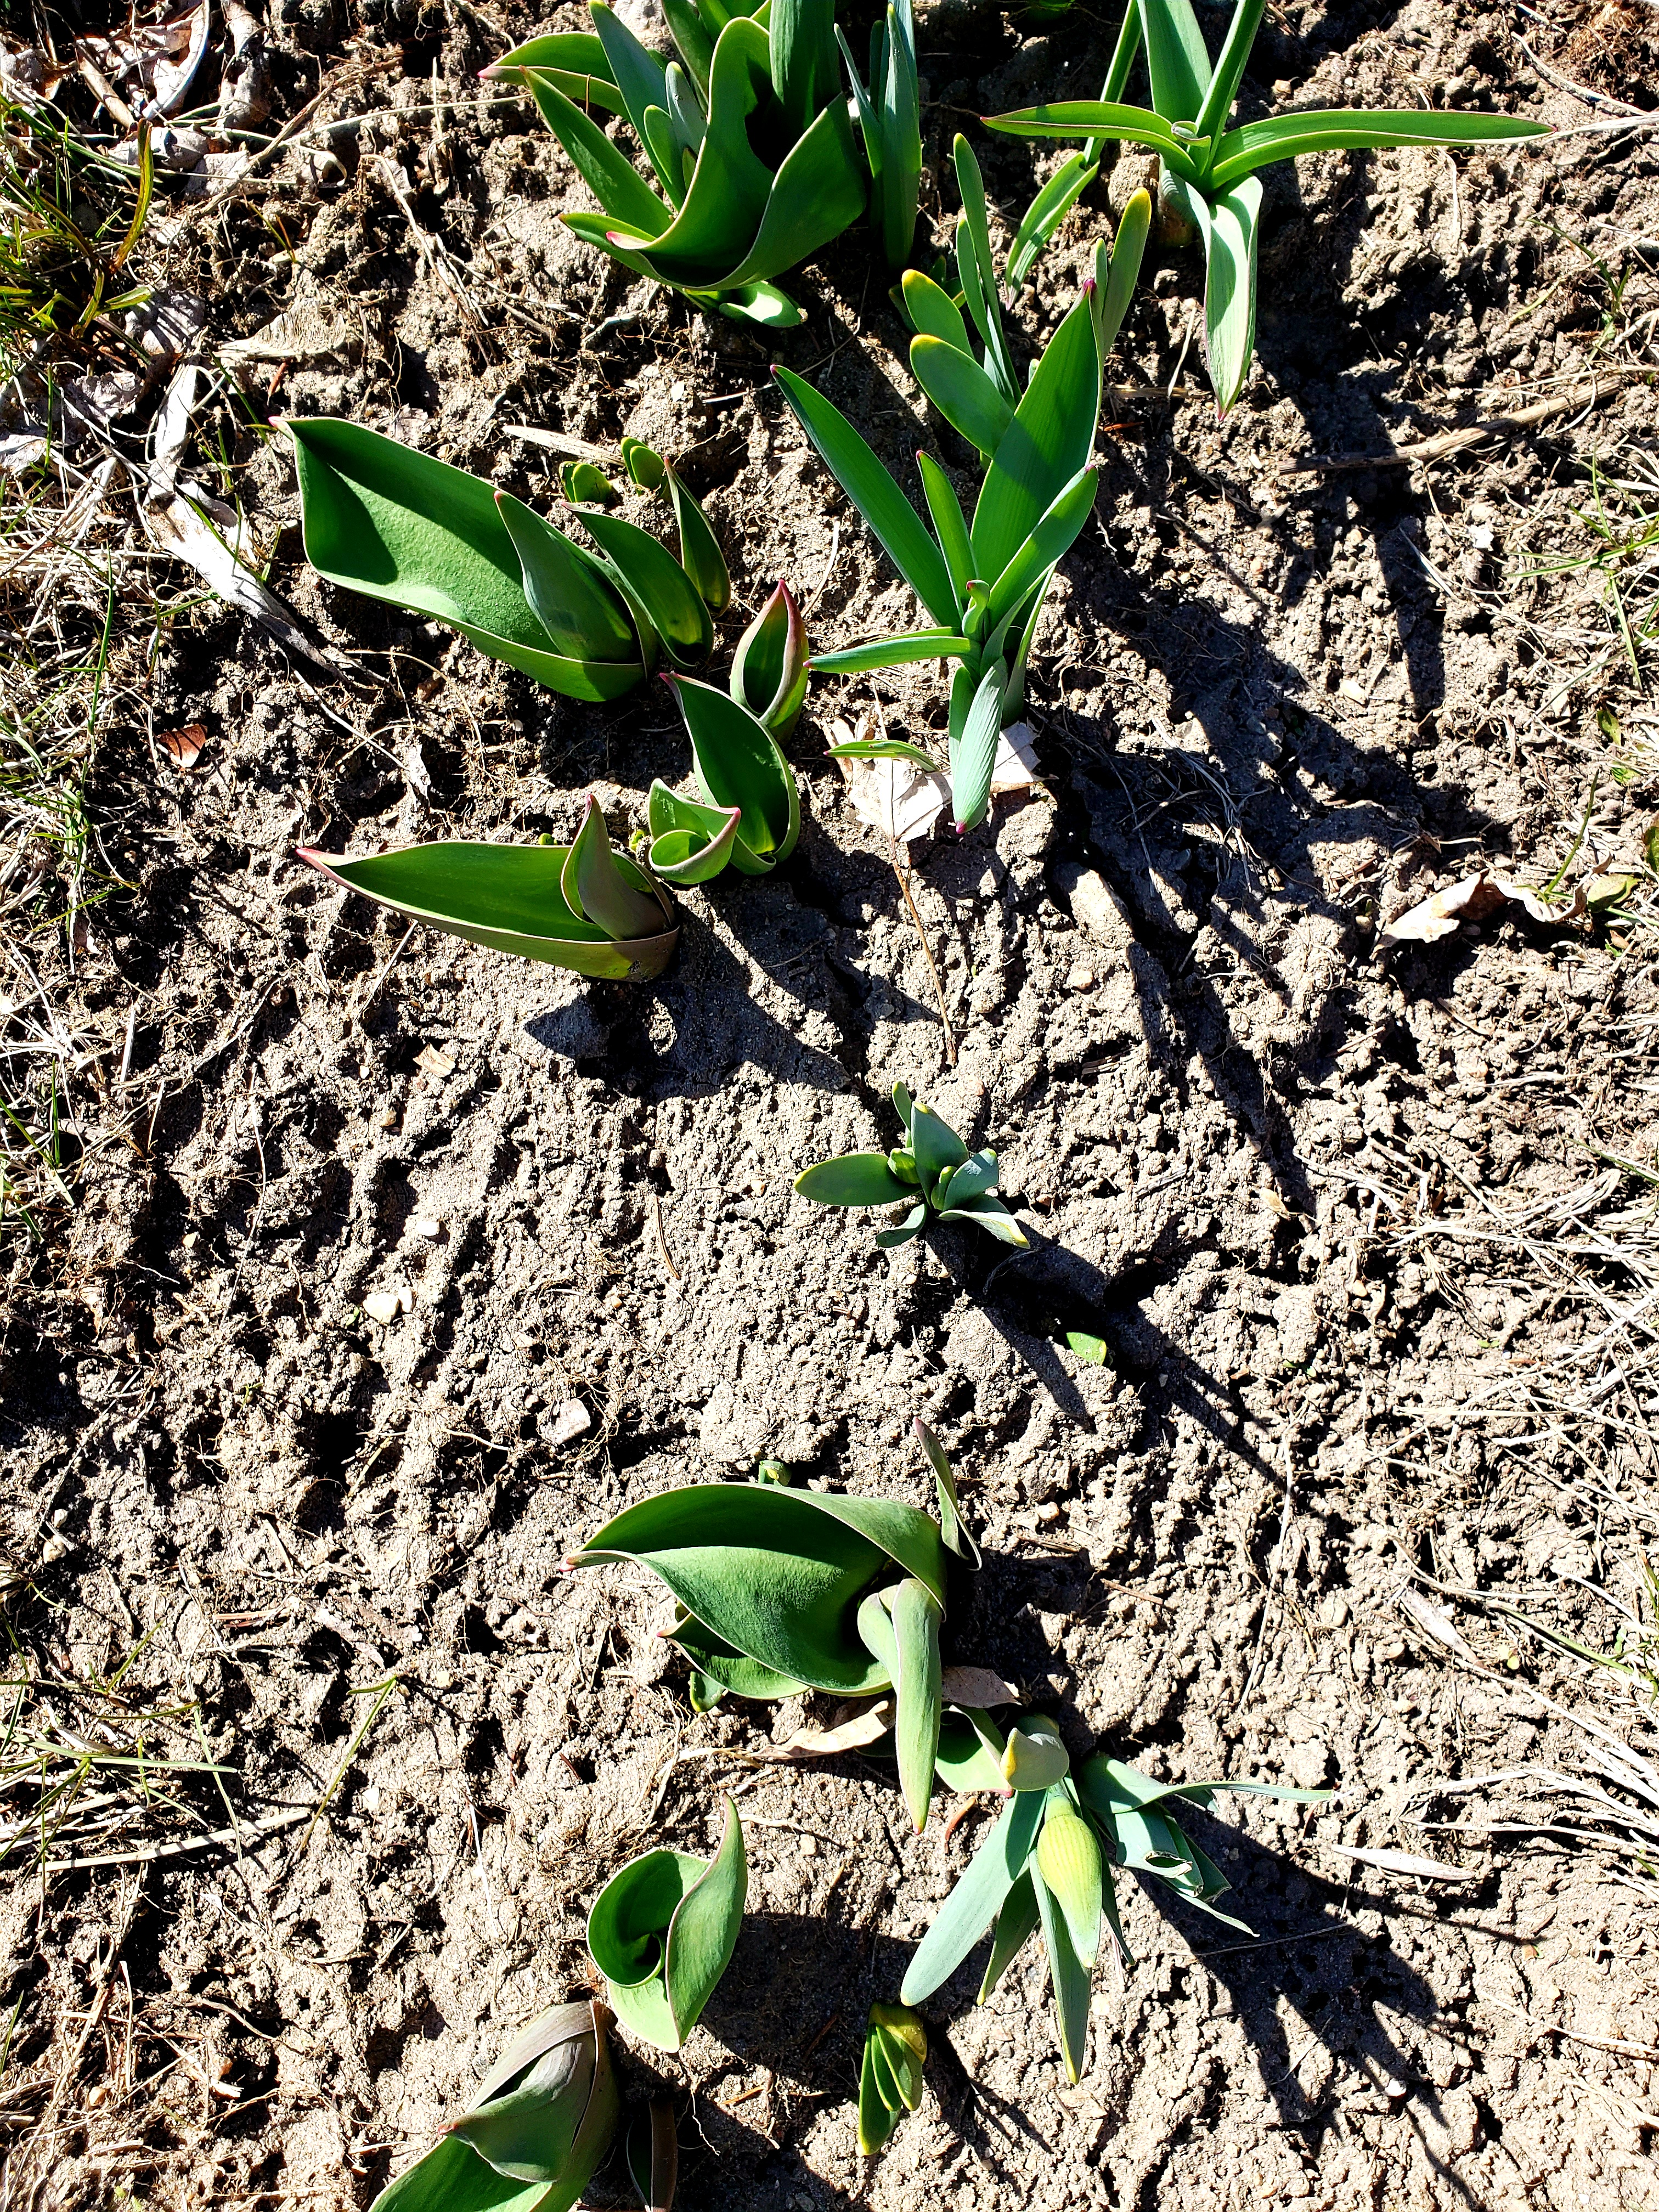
[981,100,1207,182]
[663,1799,747,2041]
[667,673,799,869]
[970,292,1099,588]
[591,2,674,185]
[870,2003,926,2110]
[1207,106,1550,194]
[949,662,1005,834]
[627,15,775,280]
[912,334,1013,459]
[1171,171,1261,415]
[812,630,969,676]
[664,469,731,613]
[797,1153,913,1209]
[1135,0,1212,128]
[371,2132,548,2212]
[983,464,1096,634]
[769,0,837,137]
[976,1870,1040,2002]
[1006,152,1097,290]
[876,0,919,270]
[889,1576,943,1833]
[935,1708,1007,1795]
[662,0,715,99]
[900,1788,1046,2004]
[874,1205,927,1249]
[909,1100,968,1192]
[951,134,1016,402]
[913,1417,979,1567]
[937,1193,1028,1247]
[645,781,743,885]
[575,507,713,664]
[1002,1719,1069,1792]
[524,74,674,235]
[719,95,866,287]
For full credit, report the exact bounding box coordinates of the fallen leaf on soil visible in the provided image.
[363,1287,411,1324]
[157,723,206,771]
[1325,1843,1477,1882]
[1398,1584,1476,1660]
[414,1043,455,1079]
[773,1700,894,1757]
[832,716,951,845]
[549,1400,591,1446]
[1380,871,1586,945]
[939,1666,1019,1708]
[79,0,211,122]
[990,722,1041,798]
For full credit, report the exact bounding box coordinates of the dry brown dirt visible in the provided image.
[4,1,1659,2208]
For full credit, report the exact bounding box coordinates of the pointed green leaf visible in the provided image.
[1093,186,1151,361]
[1193,0,1266,157]
[900,1788,1046,2004]
[667,673,799,868]
[935,1149,998,1208]
[665,60,707,160]
[908,1101,968,1193]
[495,491,637,664]
[984,465,1096,634]
[624,2097,678,2212]
[664,1799,747,2040]
[449,2035,591,2182]
[623,18,774,285]
[662,0,715,99]
[936,1708,1008,1795]
[976,1870,1041,2002]
[712,278,807,328]
[870,2003,926,2108]
[576,507,713,663]
[1207,106,1549,195]
[857,2035,897,2154]
[916,454,973,617]
[297,842,675,978]
[718,96,866,289]
[981,101,1206,182]
[838,21,883,190]
[640,106,685,203]
[1006,152,1098,290]
[874,1205,927,1249]
[811,630,969,675]
[769,0,838,137]
[730,578,808,737]
[1168,171,1260,415]
[1136,0,1212,127]
[901,268,971,353]
[876,0,919,270]
[951,134,1016,402]
[889,1577,943,1832]
[1076,1754,1331,1817]
[856,1585,899,1685]
[913,1418,979,1567]
[370,2132,552,2212]
[562,794,667,940]
[970,292,1099,588]
[591,1,674,185]
[937,1193,1028,1247]
[522,74,673,236]
[665,469,731,613]
[1035,1800,1103,1969]
[912,334,1014,459]
[949,662,1005,834]
[489,32,624,115]
[1031,1846,1091,2085]
[797,1153,913,1209]
[773,366,957,627]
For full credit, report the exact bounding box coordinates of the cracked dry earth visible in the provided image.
[4,0,1659,2208]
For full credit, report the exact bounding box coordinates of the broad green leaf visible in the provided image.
[663,1799,747,2041]
[935,1149,997,1208]
[450,2035,590,2181]
[838,22,883,197]
[665,60,708,166]
[645,781,743,885]
[892,1081,913,1133]
[856,1588,899,1681]
[1193,0,1266,157]
[949,662,1006,833]
[1006,152,1097,290]
[916,454,973,616]
[1207,106,1550,194]
[718,94,865,289]
[981,101,1207,182]
[1035,1801,1103,1969]
[912,334,1013,458]
[588,1851,687,1989]
[1086,0,1144,166]
[623,436,667,490]
[1135,0,1212,128]
[664,469,731,612]
[562,210,662,288]
[1002,1719,1069,1792]
[1031,1849,1091,2085]
[713,278,806,328]
[572,1482,945,1690]
[870,2003,926,2108]
[591,2,673,182]
[730,579,808,737]
[370,2132,550,2212]
[909,1100,968,1192]
[913,1417,979,1567]
[900,1788,1045,2004]
[662,0,715,99]
[1171,171,1260,415]
[811,630,969,675]
[668,674,798,868]
[627,19,775,285]
[857,2035,896,2154]
[1093,186,1151,362]
[983,465,1097,635]
[976,1870,1040,2002]
[575,508,713,664]
[672,1618,807,1700]
[970,292,1099,589]
[495,492,638,664]
[641,106,687,206]
[889,1576,943,1833]
[874,1205,926,1249]
[901,268,970,353]
[774,366,958,627]
[936,1192,1028,1247]
[489,33,624,115]
[935,1708,1007,1795]
[521,75,673,238]
[797,1153,913,1209]
[769,0,837,137]
[297,842,676,979]
[563,793,668,940]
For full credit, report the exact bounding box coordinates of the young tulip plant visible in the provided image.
[985,0,1548,414]
[487,0,918,330]
[289,419,729,703]
[566,1424,996,1833]
[587,1800,748,2051]
[796,1082,1026,1250]
[776,146,1149,834]
[858,2002,927,2155]
[371,1999,620,2212]
[899,1715,1330,2083]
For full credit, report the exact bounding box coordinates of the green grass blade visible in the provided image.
[911,335,1013,459]
[773,367,958,625]
[899,1789,1045,2004]
[1207,106,1549,192]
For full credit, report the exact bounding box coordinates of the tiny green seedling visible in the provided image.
[776,146,1148,833]
[985,0,1548,414]
[370,1999,619,2212]
[795,1082,1026,1250]
[644,675,802,886]
[858,2002,926,2154]
[587,1800,748,2051]
[567,1424,987,1832]
[487,0,917,329]
[900,1719,1330,2081]
[298,794,679,981]
[287,419,724,703]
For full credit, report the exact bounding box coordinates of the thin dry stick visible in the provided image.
[1279,375,1629,478]
[298,1674,400,1853]
[890,834,956,1068]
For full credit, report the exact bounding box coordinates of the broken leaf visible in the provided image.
[1380,871,1587,946]
[414,1043,455,1080]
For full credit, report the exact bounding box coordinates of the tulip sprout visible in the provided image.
[488,0,918,330]
[900,1717,1329,2082]
[289,420,729,703]
[858,2002,926,2154]
[299,795,680,980]
[985,0,1548,414]
[644,675,802,887]
[370,1999,620,2212]
[796,1082,1027,1250]
[567,1423,989,1832]
[729,579,809,741]
[776,144,1149,833]
[588,1800,749,2051]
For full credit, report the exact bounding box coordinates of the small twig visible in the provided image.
[891,835,956,1067]
[298,1675,400,1854]
[43,1808,306,1872]
[1280,376,1627,478]
[358,922,416,1024]
[652,1190,681,1282]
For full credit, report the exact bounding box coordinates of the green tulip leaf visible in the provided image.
[970,291,1099,589]
[795,1153,914,1209]
[908,1101,969,1194]
[810,629,971,675]
[912,1418,979,1567]
[588,1804,747,2051]
[488,33,624,111]
[911,334,1014,459]
[900,267,970,353]
[1006,151,1097,290]
[949,661,1006,834]
[975,1868,1040,2003]
[730,579,808,737]
[666,674,799,870]
[623,436,668,491]
[574,507,713,665]
[900,1788,1046,2004]
[983,464,1096,634]
[624,2097,679,2212]
[661,0,715,99]
[591,1,674,180]
[520,73,673,236]
[870,2002,926,2108]
[889,1576,943,1833]
[822,737,941,770]
[935,1708,1008,1796]
[1031,1841,1091,2086]
[663,1798,748,2041]
[645,781,744,885]
[1002,1720,1070,1793]
[563,795,667,941]
[951,134,1017,402]
[1035,1799,1103,1971]
[874,1204,927,1249]
[916,453,974,616]
[857,2034,897,2154]
[1207,106,1549,195]
[372,2132,551,2212]
[665,469,731,612]
[1093,187,1151,363]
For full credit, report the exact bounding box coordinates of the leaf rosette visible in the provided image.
[795,1081,1026,1250]
[587,1800,748,2051]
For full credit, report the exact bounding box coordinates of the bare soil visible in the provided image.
[4,2,1659,2209]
